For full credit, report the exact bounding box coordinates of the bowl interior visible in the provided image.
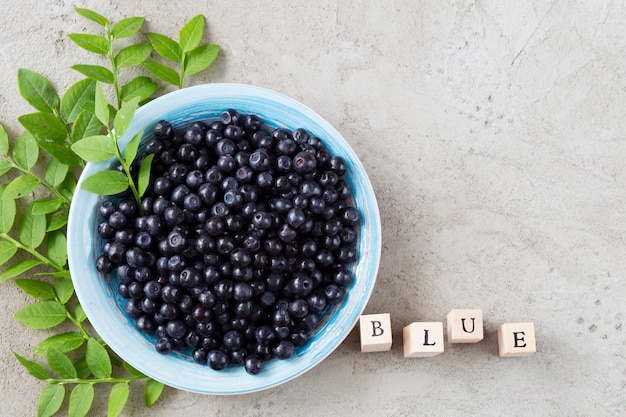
[67,83,381,394]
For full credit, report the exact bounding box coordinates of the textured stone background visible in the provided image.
[1,0,625,416]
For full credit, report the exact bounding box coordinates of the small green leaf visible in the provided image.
[3,175,40,200]
[47,230,68,268]
[111,16,144,39]
[44,158,69,187]
[179,15,205,53]
[74,356,91,379]
[108,383,130,417]
[143,61,180,87]
[33,332,85,355]
[15,279,56,299]
[72,110,103,143]
[0,124,9,155]
[37,139,83,167]
[72,64,115,84]
[144,378,165,408]
[0,240,18,265]
[32,198,64,215]
[71,135,117,162]
[86,338,112,378]
[120,76,158,104]
[81,170,129,196]
[115,43,152,69]
[123,130,143,166]
[113,97,140,137]
[61,79,96,123]
[13,131,39,170]
[75,303,87,323]
[0,159,13,176]
[53,275,74,304]
[20,208,47,249]
[68,383,94,417]
[75,8,109,26]
[184,43,220,76]
[69,33,109,55]
[138,153,155,197]
[14,352,50,380]
[19,112,67,142]
[0,259,42,283]
[122,361,145,377]
[37,383,65,417]
[17,68,60,114]
[47,348,78,379]
[94,82,110,127]
[147,32,182,61]
[0,192,17,233]
[58,173,76,202]
[13,300,66,329]
[46,210,69,232]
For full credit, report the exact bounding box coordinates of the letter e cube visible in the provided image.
[447,309,484,343]
[359,313,392,353]
[403,322,444,357]
[497,322,536,357]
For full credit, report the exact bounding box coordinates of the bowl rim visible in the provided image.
[67,83,381,394]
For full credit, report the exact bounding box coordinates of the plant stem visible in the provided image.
[10,163,71,206]
[0,233,65,271]
[106,28,122,109]
[47,374,145,385]
[111,135,141,206]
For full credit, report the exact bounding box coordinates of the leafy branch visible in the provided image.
[0,7,221,417]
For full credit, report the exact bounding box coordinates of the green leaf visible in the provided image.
[32,198,64,215]
[19,112,67,143]
[0,192,16,233]
[46,210,69,232]
[17,68,60,114]
[86,338,112,378]
[0,124,9,155]
[53,275,74,304]
[15,278,56,299]
[75,302,87,323]
[94,82,110,127]
[3,175,40,200]
[75,8,109,26]
[0,259,42,282]
[74,356,91,379]
[184,43,220,76]
[61,79,96,123]
[69,33,109,55]
[13,131,40,170]
[179,15,204,53]
[108,383,129,417]
[138,153,155,197]
[147,32,182,61]
[47,348,78,379]
[33,332,85,355]
[111,16,144,39]
[0,159,13,176]
[114,97,140,137]
[45,158,69,187]
[120,76,158,104]
[47,230,68,268]
[115,43,152,69]
[37,139,83,167]
[143,61,180,86]
[71,135,117,162]
[58,174,76,202]
[14,352,50,380]
[72,110,103,143]
[13,300,66,329]
[144,378,164,407]
[123,130,143,166]
[69,384,94,417]
[37,383,65,417]
[72,64,115,84]
[81,170,129,196]
[122,361,145,377]
[19,208,46,249]
[0,240,18,264]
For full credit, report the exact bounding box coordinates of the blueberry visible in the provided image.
[273,340,296,360]
[293,151,317,175]
[244,355,265,375]
[155,337,174,354]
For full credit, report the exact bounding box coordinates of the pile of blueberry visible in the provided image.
[95,110,359,375]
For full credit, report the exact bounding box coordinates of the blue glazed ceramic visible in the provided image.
[67,83,381,394]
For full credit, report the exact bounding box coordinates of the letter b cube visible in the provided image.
[359,313,392,353]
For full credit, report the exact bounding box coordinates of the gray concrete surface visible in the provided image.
[1,0,625,416]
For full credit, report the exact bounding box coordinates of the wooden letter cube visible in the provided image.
[359,313,392,352]
[403,322,444,357]
[497,322,536,357]
[447,309,484,343]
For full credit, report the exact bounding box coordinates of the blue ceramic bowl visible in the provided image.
[67,83,381,394]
